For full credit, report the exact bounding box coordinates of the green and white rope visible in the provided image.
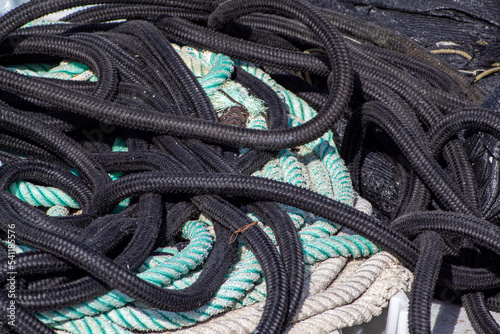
[172,44,234,97]
[166,252,412,334]
[4,40,382,333]
[38,220,213,324]
[7,60,95,81]
[9,180,79,208]
[236,59,354,206]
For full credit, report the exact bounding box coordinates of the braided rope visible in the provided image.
[37,220,213,325]
[48,248,263,332]
[5,46,232,208]
[150,205,377,333]
[43,217,377,333]
[6,42,383,332]
[7,48,354,211]
[235,60,354,206]
[165,197,392,334]
[6,44,353,238]
[167,252,411,334]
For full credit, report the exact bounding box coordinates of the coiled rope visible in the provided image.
[0,1,499,333]
[0,19,378,333]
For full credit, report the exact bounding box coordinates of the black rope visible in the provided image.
[0,0,498,333]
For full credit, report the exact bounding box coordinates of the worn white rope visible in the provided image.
[303,257,349,296]
[354,195,373,216]
[292,252,402,322]
[169,252,411,334]
[327,256,366,288]
[233,255,349,311]
[286,260,413,333]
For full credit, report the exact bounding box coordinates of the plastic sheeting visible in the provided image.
[309,0,500,94]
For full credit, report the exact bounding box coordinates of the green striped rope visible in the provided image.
[37,220,213,324]
[5,42,376,333]
[44,222,378,333]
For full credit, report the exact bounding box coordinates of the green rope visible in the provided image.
[6,41,376,333]
[9,180,79,208]
[37,220,213,325]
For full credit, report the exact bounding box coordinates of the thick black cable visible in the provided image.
[0,1,498,333]
[408,232,444,334]
[91,171,419,269]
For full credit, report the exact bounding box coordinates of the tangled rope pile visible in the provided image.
[0,0,499,333]
[7,44,389,333]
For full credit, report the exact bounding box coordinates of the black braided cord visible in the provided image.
[0,0,498,333]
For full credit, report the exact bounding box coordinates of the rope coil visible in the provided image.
[0,1,499,333]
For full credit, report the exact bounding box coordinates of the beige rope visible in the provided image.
[475,66,500,82]
[286,260,412,333]
[303,256,349,296]
[430,49,472,60]
[292,253,401,323]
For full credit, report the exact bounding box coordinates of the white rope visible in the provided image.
[168,252,412,334]
[354,195,373,216]
[303,257,349,296]
[286,261,413,333]
[172,304,262,334]
[325,252,366,288]
[292,252,403,323]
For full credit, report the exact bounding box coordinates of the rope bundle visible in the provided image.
[171,252,412,334]
[0,0,499,333]
[13,45,379,333]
